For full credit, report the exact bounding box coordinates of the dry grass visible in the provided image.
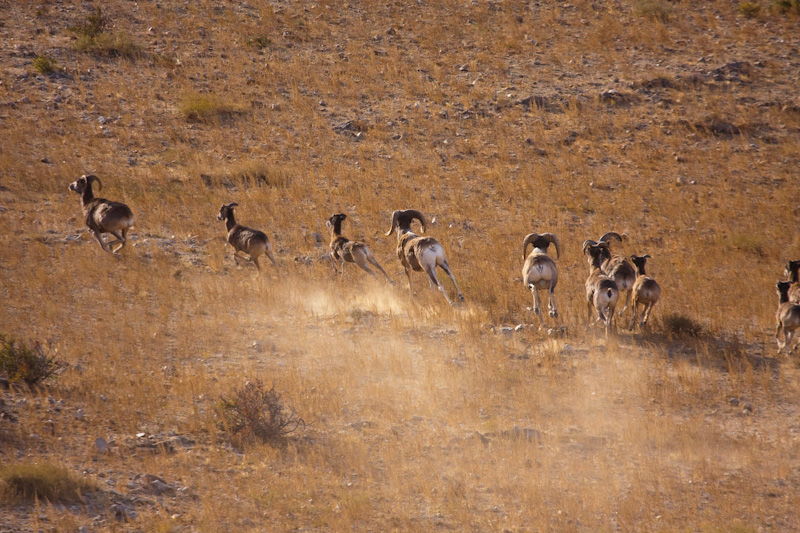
[1,0,800,530]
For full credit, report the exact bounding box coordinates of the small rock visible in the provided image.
[95,437,109,454]
[729,397,740,406]
[75,408,85,420]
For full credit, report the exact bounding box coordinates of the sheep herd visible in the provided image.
[69,174,800,354]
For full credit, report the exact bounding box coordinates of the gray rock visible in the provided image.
[95,437,109,454]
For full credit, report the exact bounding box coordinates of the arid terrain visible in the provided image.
[1,0,800,531]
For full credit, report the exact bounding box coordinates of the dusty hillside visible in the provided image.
[1,0,800,531]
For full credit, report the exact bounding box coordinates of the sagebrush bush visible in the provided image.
[70,7,140,57]
[179,93,240,122]
[663,313,704,337]
[635,0,675,21]
[0,334,67,387]
[32,56,59,75]
[0,463,95,503]
[738,2,762,17]
[216,380,304,443]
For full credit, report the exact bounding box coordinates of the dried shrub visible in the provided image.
[738,2,762,17]
[179,93,240,122]
[663,313,704,338]
[0,463,95,503]
[0,334,67,387]
[70,7,141,57]
[216,380,304,444]
[635,0,675,22]
[770,0,800,14]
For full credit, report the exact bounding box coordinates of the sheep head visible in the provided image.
[522,233,561,260]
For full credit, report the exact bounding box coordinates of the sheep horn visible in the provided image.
[582,239,597,254]
[385,210,400,236]
[403,209,427,233]
[543,233,561,259]
[84,174,102,192]
[522,233,539,260]
[598,232,623,244]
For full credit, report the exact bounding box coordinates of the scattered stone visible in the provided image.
[95,437,109,454]
[729,397,740,406]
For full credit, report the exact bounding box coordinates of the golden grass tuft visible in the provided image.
[0,463,96,503]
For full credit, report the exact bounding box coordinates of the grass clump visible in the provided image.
[770,0,800,14]
[738,2,762,17]
[246,35,272,50]
[0,463,95,503]
[635,0,675,21]
[663,313,704,337]
[216,380,304,444]
[32,56,60,75]
[179,92,240,122]
[70,7,140,57]
[0,334,67,387]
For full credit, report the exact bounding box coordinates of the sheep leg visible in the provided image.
[440,261,464,302]
[108,230,127,254]
[232,251,250,266]
[776,323,785,352]
[547,280,558,318]
[630,301,639,330]
[425,266,454,305]
[352,253,379,279]
[266,248,278,269]
[404,266,413,294]
[366,254,393,283]
[89,229,110,252]
[619,289,631,316]
[641,302,655,328]
[530,287,544,326]
[251,255,262,272]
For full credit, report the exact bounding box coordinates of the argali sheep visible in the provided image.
[583,240,620,336]
[217,203,277,272]
[591,232,636,316]
[327,213,392,283]
[629,254,661,329]
[68,174,134,255]
[785,260,800,304]
[775,281,800,353]
[521,232,561,327]
[385,209,464,305]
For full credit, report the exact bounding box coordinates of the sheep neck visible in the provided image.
[225,213,237,233]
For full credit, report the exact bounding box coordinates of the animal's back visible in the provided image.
[85,198,134,233]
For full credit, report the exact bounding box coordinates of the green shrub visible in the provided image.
[0,463,95,503]
[32,56,60,75]
[216,380,304,444]
[663,313,704,337]
[0,334,67,387]
[738,2,762,17]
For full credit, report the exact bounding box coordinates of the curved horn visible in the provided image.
[582,239,597,254]
[522,233,539,260]
[643,254,651,259]
[84,174,102,191]
[229,202,238,208]
[385,210,400,236]
[598,231,623,244]
[404,209,427,233]
[542,233,561,259]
